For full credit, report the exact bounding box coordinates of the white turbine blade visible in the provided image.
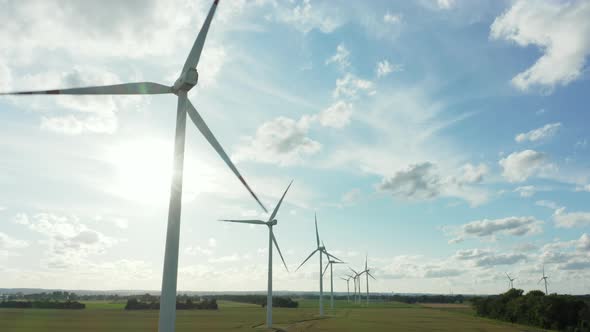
[181,0,219,74]
[349,267,358,275]
[505,272,510,279]
[368,272,376,280]
[322,262,330,277]
[271,232,288,272]
[296,249,319,272]
[323,250,342,262]
[315,213,320,247]
[186,99,268,213]
[1,82,172,95]
[268,180,293,222]
[538,277,543,284]
[220,219,267,225]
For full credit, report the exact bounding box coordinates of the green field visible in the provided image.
[0,299,548,331]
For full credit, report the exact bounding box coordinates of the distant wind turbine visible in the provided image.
[220,181,292,328]
[539,265,549,295]
[0,2,269,332]
[349,267,361,304]
[505,272,516,290]
[361,254,376,306]
[323,256,345,309]
[340,275,353,302]
[296,214,341,316]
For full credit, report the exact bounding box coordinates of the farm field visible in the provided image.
[0,299,547,332]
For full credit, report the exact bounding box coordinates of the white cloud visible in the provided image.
[333,73,375,99]
[458,163,488,184]
[437,0,456,10]
[536,200,560,210]
[423,267,462,278]
[475,253,527,267]
[553,208,590,228]
[325,43,350,70]
[277,0,342,34]
[341,188,361,205]
[575,184,590,192]
[449,216,543,243]
[383,12,402,24]
[234,116,321,166]
[515,122,561,143]
[375,60,403,78]
[14,212,117,269]
[0,232,28,250]
[208,238,217,248]
[185,245,213,256]
[499,149,549,182]
[316,101,353,129]
[490,1,590,92]
[514,185,536,197]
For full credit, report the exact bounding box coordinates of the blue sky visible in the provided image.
[1,0,589,295]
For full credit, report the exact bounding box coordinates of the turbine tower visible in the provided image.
[505,272,516,290]
[296,214,341,316]
[323,257,345,309]
[340,275,353,302]
[0,2,269,331]
[361,254,376,306]
[539,265,549,295]
[220,181,292,328]
[349,267,361,304]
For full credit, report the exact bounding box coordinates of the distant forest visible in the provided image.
[472,289,590,331]
[214,294,298,308]
[0,300,85,309]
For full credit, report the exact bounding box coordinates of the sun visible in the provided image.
[104,138,173,205]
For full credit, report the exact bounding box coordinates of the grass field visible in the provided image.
[0,299,548,331]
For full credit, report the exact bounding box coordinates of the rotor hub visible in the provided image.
[269,219,278,226]
[173,68,199,93]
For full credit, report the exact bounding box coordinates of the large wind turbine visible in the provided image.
[322,256,344,309]
[340,275,353,302]
[220,181,292,328]
[361,254,376,306]
[539,265,549,295]
[296,214,341,316]
[0,2,268,332]
[505,272,516,290]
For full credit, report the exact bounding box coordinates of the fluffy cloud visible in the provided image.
[514,185,536,198]
[553,208,590,228]
[437,0,456,10]
[14,213,117,268]
[454,248,527,267]
[0,232,28,250]
[325,43,350,70]
[515,123,561,143]
[277,0,342,34]
[499,150,549,182]
[423,267,462,278]
[449,216,543,243]
[316,101,353,128]
[490,1,590,92]
[378,162,441,200]
[378,162,488,206]
[234,116,321,166]
[333,73,375,99]
[383,12,402,24]
[376,60,403,78]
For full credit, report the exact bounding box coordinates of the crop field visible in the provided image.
[0,299,547,332]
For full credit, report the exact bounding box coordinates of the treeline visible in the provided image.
[380,294,467,304]
[472,289,590,331]
[214,295,298,308]
[0,300,85,309]
[124,298,218,310]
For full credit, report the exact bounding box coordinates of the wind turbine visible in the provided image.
[296,214,341,316]
[322,256,345,309]
[220,181,292,328]
[539,265,549,295]
[361,254,376,306]
[505,272,516,290]
[0,2,268,332]
[349,267,361,304]
[340,275,353,302]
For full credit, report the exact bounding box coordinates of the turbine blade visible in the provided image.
[186,99,268,213]
[538,277,543,284]
[315,213,320,247]
[219,219,267,225]
[349,267,358,275]
[271,231,288,272]
[322,262,330,277]
[1,82,172,95]
[324,250,343,262]
[296,249,318,272]
[368,272,376,280]
[181,0,219,74]
[268,180,293,222]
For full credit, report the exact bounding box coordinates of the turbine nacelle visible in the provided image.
[173,68,199,93]
[268,219,278,226]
